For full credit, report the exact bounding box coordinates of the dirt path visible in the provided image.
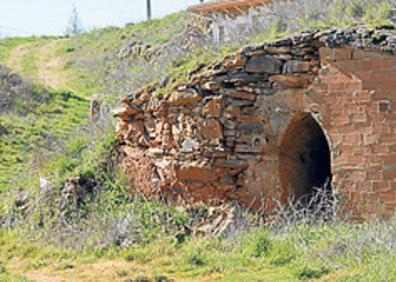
[7,39,67,90]
[36,40,68,89]
[6,259,176,282]
[24,261,130,282]
[37,55,65,89]
[7,44,29,74]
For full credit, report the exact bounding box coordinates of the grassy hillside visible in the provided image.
[2,219,396,281]
[0,1,396,281]
[0,13,190,94]
[0,13,192,190]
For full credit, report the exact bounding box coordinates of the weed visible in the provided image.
[135,276,150,282]
[268,240,296,266]
[295,264,330,280]
[125,253,135,262]
[188,254,205,266]
[252,231,272,257]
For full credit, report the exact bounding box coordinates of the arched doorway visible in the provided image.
[279,113,332,206]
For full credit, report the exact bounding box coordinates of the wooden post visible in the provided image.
[146,0,151,20]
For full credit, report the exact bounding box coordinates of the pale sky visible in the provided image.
[0,0,200,38]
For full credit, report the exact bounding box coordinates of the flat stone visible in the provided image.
[224,130,237,137]
[169,89,202,106]
[172,124,182,137]
[148,147,164,155]
[202,98,222,117]
[269,75,314,88]
[112,105,140,121]
[221,89,256,101]
[265,46,291,54]
[283,60,312,73]
[246,56,283,74]
[276,54,293,60]
[224,120,237,130]
[181,138,200,152]
[202,81,220,92]
[214,159,247,168]
[224,105,241,118]
[234,144,262,153]
[200,119,223,139]
[235,153,259,160]
[224,72,269,83]
[227,52,246,69]
[211,150,230,158]
[155,159,170,169]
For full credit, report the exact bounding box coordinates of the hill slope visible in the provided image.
[1,1,396,281]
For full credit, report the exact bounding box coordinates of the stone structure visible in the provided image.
[189,0,274,43]
[115,27,396,221]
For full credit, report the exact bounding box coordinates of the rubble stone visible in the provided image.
[169,89,202,106]
[246,56,283,74]
[202,98,222,117]
[199,119,223,139]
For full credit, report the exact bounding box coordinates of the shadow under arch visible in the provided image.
[279,113,332,207]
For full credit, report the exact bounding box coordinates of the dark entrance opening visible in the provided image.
[279,113,332,206]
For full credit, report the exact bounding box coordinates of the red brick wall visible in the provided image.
[309,48,396,220]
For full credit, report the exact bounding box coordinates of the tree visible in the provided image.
[65,4,84,36]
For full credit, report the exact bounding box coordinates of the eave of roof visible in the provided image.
[188,0,274,17]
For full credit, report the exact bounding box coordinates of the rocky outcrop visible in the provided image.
[115,27,396,220]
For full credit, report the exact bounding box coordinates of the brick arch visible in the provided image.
[279,112,332,206]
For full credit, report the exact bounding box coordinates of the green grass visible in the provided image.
[1,220,396,281]
[152,45,240,97]
[0,89,89,191]
[296,0,393,31]
[19,43,41,78]
[71,13,188,53]
[0,37,51,65]
[0,12,192,194]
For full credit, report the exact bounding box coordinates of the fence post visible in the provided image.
[147,0,151,20]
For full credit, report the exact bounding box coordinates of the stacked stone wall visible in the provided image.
[115,27,396,220]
